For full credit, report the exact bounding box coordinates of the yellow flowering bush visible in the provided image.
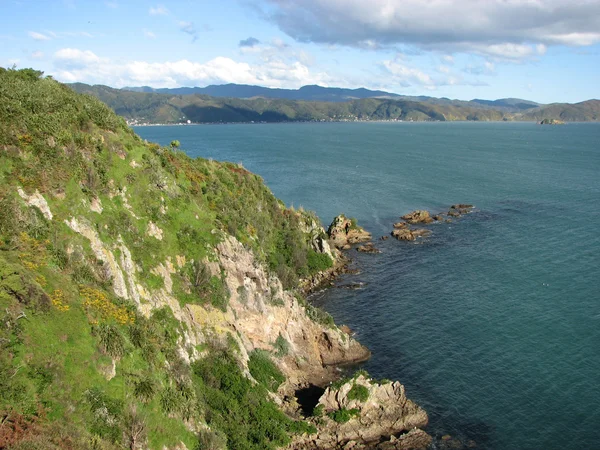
[51,289,70,312]
[80,286,134,325]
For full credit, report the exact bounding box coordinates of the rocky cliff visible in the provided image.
[0,68,429,450]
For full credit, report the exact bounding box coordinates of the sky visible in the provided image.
[1,0,599,103]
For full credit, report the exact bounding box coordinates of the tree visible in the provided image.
[170,140,180,150]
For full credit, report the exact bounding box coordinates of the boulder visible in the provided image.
[391,228,416,241]
[327,214,372,248]
[393,222,408,228]
[401,210,433,224]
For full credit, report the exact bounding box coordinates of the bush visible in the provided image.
[328,408,360,424]
[248,350,285,392]
[307,249,333,274]
[96,323,126,358]
[347,383,369,402]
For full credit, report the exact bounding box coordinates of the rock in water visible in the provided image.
[401,210,434,224]
[327,214,372,248]
[290,375,431,449]
[357,243,381,254]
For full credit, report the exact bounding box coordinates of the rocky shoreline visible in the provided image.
[291,205,477,449]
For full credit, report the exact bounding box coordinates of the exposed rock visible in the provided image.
[65,217,129,299]
[216,235,370,386]
[400,210,433,224]
[377,429,432,449]
[432,214,445,221]
[380,236,389,241]
[391,228,431,241]
[90,197,103,214]
[289,375,430,449]
[17,187,53,220]
[451,204,473,210]
[327,215,372,249]
[356,243,381,254]
[147,221,164,240]
[393,222,408,229]
[447,210,460,217]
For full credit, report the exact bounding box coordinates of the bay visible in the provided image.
[136,122,600,449]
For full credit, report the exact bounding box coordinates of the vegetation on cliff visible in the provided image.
[0,67,341,449]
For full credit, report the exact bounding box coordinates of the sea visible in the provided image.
[135,122,600,450]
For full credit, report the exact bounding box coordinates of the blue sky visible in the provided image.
[1,0,599,103]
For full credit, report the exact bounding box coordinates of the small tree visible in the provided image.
[170,140,180,150]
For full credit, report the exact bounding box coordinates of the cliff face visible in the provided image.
[0,68,427,450]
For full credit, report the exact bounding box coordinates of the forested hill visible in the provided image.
[69,83,599,124]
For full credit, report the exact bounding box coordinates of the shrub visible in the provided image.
[248,350,285,392]
[306,249,333,274]
[96,323,126,358]
[273,334,290,357]
[347,383,369,403]
[328,408,360,424]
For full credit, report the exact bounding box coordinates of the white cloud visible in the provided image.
[257,0,600,59]
[382,60,435,88]
[54,48,105,70]
[50,49,333,89]
[149,5,168,15]
[29,31,51,41]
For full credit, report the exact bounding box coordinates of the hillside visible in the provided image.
[517,99,600,122]
[0,68,432,449]
[70,83,508,124]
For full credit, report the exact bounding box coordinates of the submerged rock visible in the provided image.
[357,243,381,254]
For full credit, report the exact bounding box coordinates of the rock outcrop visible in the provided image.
[216,235,371,386]
[289,375,431,449]
[400,210,433,224]
[328,215,372,249]
[391,228,431,241]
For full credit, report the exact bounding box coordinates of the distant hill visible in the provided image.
[517,99,600,122]
[122,83,404,102]
[71,83,510,123]
[70,83,599,124]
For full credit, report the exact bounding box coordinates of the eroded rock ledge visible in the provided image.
[288,375,431,450]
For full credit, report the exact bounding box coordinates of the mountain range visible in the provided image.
[70,83,599,124]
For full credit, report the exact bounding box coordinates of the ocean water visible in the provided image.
[135,122,600,450]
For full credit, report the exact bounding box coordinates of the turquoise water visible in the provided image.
[136,122,600,449]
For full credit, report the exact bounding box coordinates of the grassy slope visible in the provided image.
[0,68,328,449]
